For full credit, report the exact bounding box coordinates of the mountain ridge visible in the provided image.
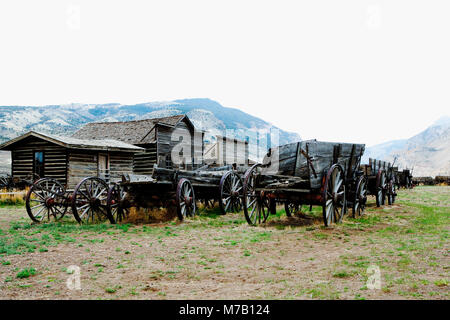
[363,116,450,177]
[0,98,301,170]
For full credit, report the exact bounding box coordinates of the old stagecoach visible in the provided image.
[242,140,366,226]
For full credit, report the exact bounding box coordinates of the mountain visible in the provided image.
[363,116,450,177]
[0,98,301,170]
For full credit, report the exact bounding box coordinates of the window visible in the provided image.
[34,151,44,178]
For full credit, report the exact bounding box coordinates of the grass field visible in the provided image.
[0,186,448,300]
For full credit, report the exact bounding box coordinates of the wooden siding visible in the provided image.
[133,144,157,174]
[67,151,98,189]
[156,120,202,169]
[109,152,134,181]
[10,137,67,185]
[67,150,135,189]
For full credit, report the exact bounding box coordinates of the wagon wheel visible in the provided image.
[0,175,12,190]
[352,175,367,218]
[25,178,68,223]
[375,170,387,207]
[106,184,130,223]
[406,176,412,189]
[322,164,346,227]
[387,180,396,205]
[219,171,243,215]
[71,177,113,224]
[199,198,215,210]
[176,178,196,220]
[243,164,270,225]
[284,201,302,217]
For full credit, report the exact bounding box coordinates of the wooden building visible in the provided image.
[0,131,144,189]
[73,115,205,174]
[203,135,249,166]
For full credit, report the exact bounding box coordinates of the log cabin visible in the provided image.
[0,131,144,189]
[73,114,205,173]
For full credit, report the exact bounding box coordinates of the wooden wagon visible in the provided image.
[106,164,247,223]
[0,172,38,191]
[397,169,413,189]
[360,158,397,206]
[241,140,365,226]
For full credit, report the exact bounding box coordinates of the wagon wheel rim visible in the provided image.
[176,178,196,220]
[323,165,346,226]
[72,177,112,224]
[387,179,396,205]
[376,170,386,207]
[26,178,67,223]
[353,176,367,218]
[243,164,268,225]
[107,184,129,223]
[391,182,396,204]
[219,171,243,214]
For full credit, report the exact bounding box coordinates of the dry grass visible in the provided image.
[0,188,28,206]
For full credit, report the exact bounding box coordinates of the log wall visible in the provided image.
[10,137,67,184]
[156,120,203,169]
[67,150,135,189]
[133,144,157,174]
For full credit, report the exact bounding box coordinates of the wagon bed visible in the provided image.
[243,139,365,226]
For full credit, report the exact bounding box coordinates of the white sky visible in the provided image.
[0,0,449,146]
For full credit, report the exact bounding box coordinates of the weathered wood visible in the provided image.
[262,140,365,190]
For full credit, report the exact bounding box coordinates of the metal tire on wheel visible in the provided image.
[387,180,396,205]
[376,170,387,207]
[25,178,67,223]
[353,175,367,218]
[242,164,270,225]
[176,178,196,220]
[322,164,346,227]
[219,171,243,215]
[71,177,113,224]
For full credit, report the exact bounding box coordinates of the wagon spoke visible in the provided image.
[33,206,46,219]
[31,203,45,210]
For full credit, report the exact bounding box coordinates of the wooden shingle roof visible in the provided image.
[73,115,187,145]
[0,131,144,152]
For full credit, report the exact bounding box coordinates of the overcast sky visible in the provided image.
[0,0,449,146]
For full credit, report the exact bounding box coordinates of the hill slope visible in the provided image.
[364,116,450,176]
[0,99,301,169]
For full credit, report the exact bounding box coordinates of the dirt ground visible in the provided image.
[0,186,448,300]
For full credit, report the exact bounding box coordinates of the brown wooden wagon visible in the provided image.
[397,168,414,189]
[242,140,366,226]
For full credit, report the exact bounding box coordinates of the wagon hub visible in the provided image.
[332,192,339,204]
[45,197,55,207]
[184,197,192,206]
[90,197,101,209]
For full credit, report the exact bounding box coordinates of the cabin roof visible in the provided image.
[72,114,192,145]
[0,131,144,152]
